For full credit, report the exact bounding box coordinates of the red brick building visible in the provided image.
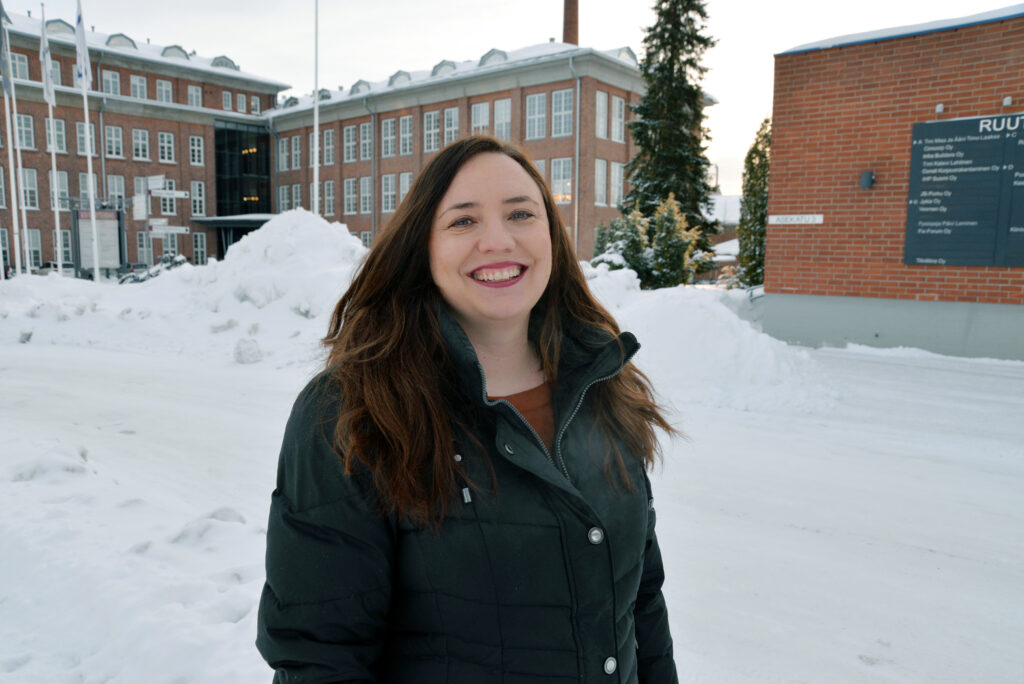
[765,6,1024,360]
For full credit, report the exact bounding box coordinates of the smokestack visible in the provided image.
[563,0,578,45]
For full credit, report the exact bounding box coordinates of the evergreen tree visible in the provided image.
[592,211,650,284]
[624,0,717,259]
[738,117,770,286]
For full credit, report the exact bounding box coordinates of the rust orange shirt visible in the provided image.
[490,381,554,453]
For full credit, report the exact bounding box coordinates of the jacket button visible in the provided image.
[504,443,514,455]
[604,656,617,674]
[588,527,604,544]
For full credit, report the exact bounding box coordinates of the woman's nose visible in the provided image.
[476,216,516,252]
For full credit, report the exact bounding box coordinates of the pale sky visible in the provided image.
[9,0,1018,195]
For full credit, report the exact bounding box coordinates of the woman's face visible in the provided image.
[428,152,552,336]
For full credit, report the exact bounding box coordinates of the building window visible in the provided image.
[424,111,440,153]
[611,96,625,143]
[222,91,232,110]
[291,135,301,170]
[191,180,206,216]
[188,84,202,107]
[193,233,207,265]
[102,69,120,95]
[324,179,335,216]
[130,74,147,99]
[11,53,28,80]
[381,173,396,213]
[594,159,607,206]
[20,168,38,209]
[78,171,96,204]
[77,122,96,157]
[60,229,72,263]
[45,118,66,153]
[534,159,545,180]
[189,136,204,165]
[132,129,149,160]
[160,178,176,215]
[494,99,511,140]
[359,176,372,214]
[292,183,302,209]
[399,171,412,203]
[107,174,125,203]
[49,170,69,209]
[308,132,320,168]
[470,102,489,134]
[343,178,357,214]
[0,229,7,269]
[278,185,290,211]
[250,95,260,114]
[309,182,319,212]
[443,107,459,146]
[158,132,175,163]
[17,114,35,150]
[162,233,178,258]
[156,79,172,103]
[551,89,573,138]
[277,137,289,171]
[360,231,372,248]
[323,129,335,165]
[104,125,124,158]
[27,229,42,268]
[381,118,395,158]
[596,91,608,140]
[610,162,624,206]
[137,231,153,266]
[237,93,246,113]
[49,61,61,88]
[359,122,372,161]
[343,125,356,162]
[399,115,413,156]
[526,93,546,140]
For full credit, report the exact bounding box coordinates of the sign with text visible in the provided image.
[905,113,1024,266]
[77,209,121,269]
[768,214,824,225]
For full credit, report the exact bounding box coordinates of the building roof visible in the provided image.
[779,4,1024,55]
[265,42,640,118]
[3,10,290,89]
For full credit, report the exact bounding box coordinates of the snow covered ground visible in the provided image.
[2,210,1022,683]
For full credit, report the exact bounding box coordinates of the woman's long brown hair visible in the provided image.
[323,136,676,525]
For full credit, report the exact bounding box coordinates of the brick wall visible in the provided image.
[768,16,1024,305]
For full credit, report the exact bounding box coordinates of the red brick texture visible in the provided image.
[767,17,1024,305]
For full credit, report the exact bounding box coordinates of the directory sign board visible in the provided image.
[905,113,1024,266]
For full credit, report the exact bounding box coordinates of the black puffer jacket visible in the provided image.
[256,313,677,683]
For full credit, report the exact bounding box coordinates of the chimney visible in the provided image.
[563,0,578,45]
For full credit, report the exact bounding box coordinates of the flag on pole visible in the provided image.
[39,5,55,106]
[0,0,12,96]
[74,0,91,90]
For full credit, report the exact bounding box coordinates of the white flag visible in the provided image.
[39,5,55,105]
[74,0,91,90]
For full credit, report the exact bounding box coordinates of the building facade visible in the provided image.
[266,43,644,259]
[0,12,288,276]
[766,7,1024,360]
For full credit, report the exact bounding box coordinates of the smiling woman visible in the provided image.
[256,136,680,683]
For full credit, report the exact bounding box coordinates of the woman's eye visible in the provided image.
[509,209,534,221]
[449,217,474,229]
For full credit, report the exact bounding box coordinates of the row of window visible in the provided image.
[0,166,206,216]
[276,90,627,171]
[9,50,261,112]
[6,115,204,166]
[0,227,208,270]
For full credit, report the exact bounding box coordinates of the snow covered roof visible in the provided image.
[3,10,290,90]
[707,194,741,225]
[780,4,1024,54]
[267,42,639,117]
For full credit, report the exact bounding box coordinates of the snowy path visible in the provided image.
[2,342,1023,683]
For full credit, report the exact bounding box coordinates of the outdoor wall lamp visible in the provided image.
[860,171,875,189]
[935,103,945,114]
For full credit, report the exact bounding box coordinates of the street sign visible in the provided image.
[149,217,169,226]
[148,225,191,235]
[149,189,190,199]
[132,193,148,220]
[147,175,166,190]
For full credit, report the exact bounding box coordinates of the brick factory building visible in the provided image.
[765,6,1024,360]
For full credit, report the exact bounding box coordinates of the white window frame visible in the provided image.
[77,123,96,156]
[359,176,372,214]
[104,125,124,158]
[132,129,149,160]
[20,168,39,209]
[191,180,206,216]
[237,93,246,113]
[102,69,120,96]
[423,111,440,153]
[188,84,202,107]
[399,116,413,155]
[45,118,66,153]
[359,122,372,161]
[189,136,204,166]
[78,171,96,204]
[381,173,396,213]
[551,89,573,138]
[610,162,624,206]
[278,185,290,211]
[222,91,232,110]
[309,132,320,168]
[534,159,545,180]
[343,178,357,215]
[471,102,489,134]
[596,91,608,140]
[156,79,172,103]
[160,178,177,215]
[343,125,356,162]
[292,183,302,209]
[49,169,69,209]
[130,74,147,99]
[61,229,72,263]
[323,129,335,165]
[49,61,61,88]
[443,107,459,146]
[324,179,335,216]
[399,171,412,203]
[11,53,29,80]
[137,231,153,266]
[17,114,35,150]
[107,174,125,203]
[291,134,301,170]
[27,228,42,268]
[162,233,178,258]
[278,137,289,172]
[611,96,626,143]
[594,159,607,206]
[494,99,511,140]
[158,132,175,163]
[250,95,260,114]
[526,93,546,140]
[192,232,207,265]
[381,118,395,158]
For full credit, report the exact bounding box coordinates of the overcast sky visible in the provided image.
[9,0,1017,195]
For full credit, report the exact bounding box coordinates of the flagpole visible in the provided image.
[312,0,319,215]
[2,20,23,275]
[6,23,31,274]
[75,0,99,279]
[41,3,61,275]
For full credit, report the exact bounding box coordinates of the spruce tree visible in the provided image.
[624,0,717,257]
[646,194,700,289]
[738,117,770,286]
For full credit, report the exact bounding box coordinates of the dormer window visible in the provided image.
[161,45,189,60]
[350,80,371,95]
[106,34,137,49]
[388,71,411,87]
[479,49,507,67]
[46,19,74,36]
[431,60,456,78]
[211,56,239,71]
